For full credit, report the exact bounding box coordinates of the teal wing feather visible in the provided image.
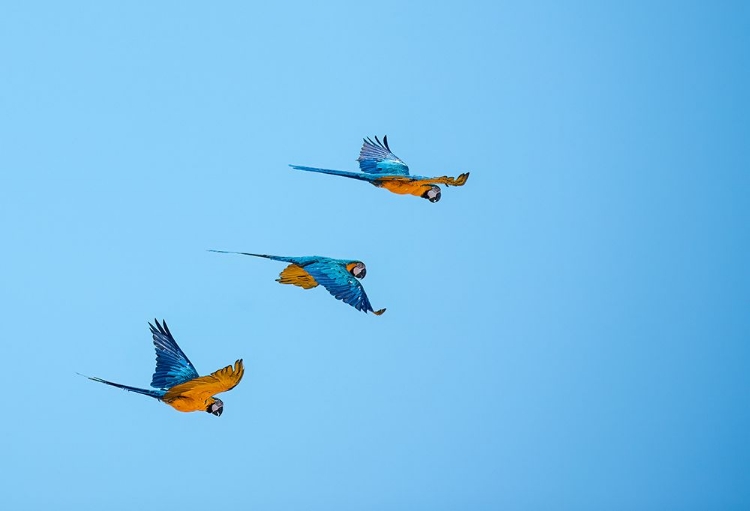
[149,319,200,390]
[303,260,378,313]
[357,135,410,175]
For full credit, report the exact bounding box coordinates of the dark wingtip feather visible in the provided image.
[382,135,390,151]
[148,318,170,339]
[161,319,171,338]
[373,135,389,151]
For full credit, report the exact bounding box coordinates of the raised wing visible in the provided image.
[149,319,200,390]
[357,136,410,176]
[304,261,385,314]
[168,359,245,400]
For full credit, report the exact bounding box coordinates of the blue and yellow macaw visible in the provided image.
[290,135,469,202]
[210,250,386,315]
[82,320,244,416]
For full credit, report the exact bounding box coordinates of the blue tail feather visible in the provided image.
[208,250,299,263]
[80,373,165,400]
[289,165,376,182]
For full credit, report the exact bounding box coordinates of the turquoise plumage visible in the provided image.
[290,136,469,202]
[81,320,245,416]
[210,250,386,315]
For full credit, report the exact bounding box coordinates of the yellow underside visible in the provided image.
[163,382,219,412]
[163,392,213,413]
[376,173,469,196]
[162,360,244,413]
[378,179,434,197]
[277,264,318,289]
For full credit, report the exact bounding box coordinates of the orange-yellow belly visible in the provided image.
[162,384,211,413]
[377,178,432,197]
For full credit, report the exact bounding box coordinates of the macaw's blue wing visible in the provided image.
[357,135,410,176]
[149,319,200,390]
[303,261,385,314]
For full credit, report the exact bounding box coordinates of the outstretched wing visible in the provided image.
[304,261,385,314]
[149,319,200,390]
[168,360,245,400]
[412,172,470,187]
[357,136,410,176]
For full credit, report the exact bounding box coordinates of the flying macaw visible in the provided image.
[81,319,244,416]
[210,250,386,315]
[290,135,469,202]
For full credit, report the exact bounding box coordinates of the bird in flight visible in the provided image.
[210,250,386,315]
[290,135,469,202]
[81,319,244,416]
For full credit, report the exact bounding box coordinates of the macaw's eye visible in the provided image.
[423,186,441,203]
[350,263,366,279]
[207,400,223,416]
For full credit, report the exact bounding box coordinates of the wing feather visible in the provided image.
[277,263,319,289]
[357,135,410,175]
[149,319,200,390]
[304,261,384,314]
[168,360,245,401]
[410,172,470,187]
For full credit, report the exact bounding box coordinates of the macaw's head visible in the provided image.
[347,261,367,279]
[206,398,224,417]
[422,185,441,203]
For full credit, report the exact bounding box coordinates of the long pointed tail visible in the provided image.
[208,250,299,264]
[208,249,273,259]
[78,373,164,399]
[289,165,375,182]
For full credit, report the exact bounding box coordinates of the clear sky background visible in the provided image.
[1,1,748,509]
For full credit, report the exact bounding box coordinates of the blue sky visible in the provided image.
[1,1,748,509]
